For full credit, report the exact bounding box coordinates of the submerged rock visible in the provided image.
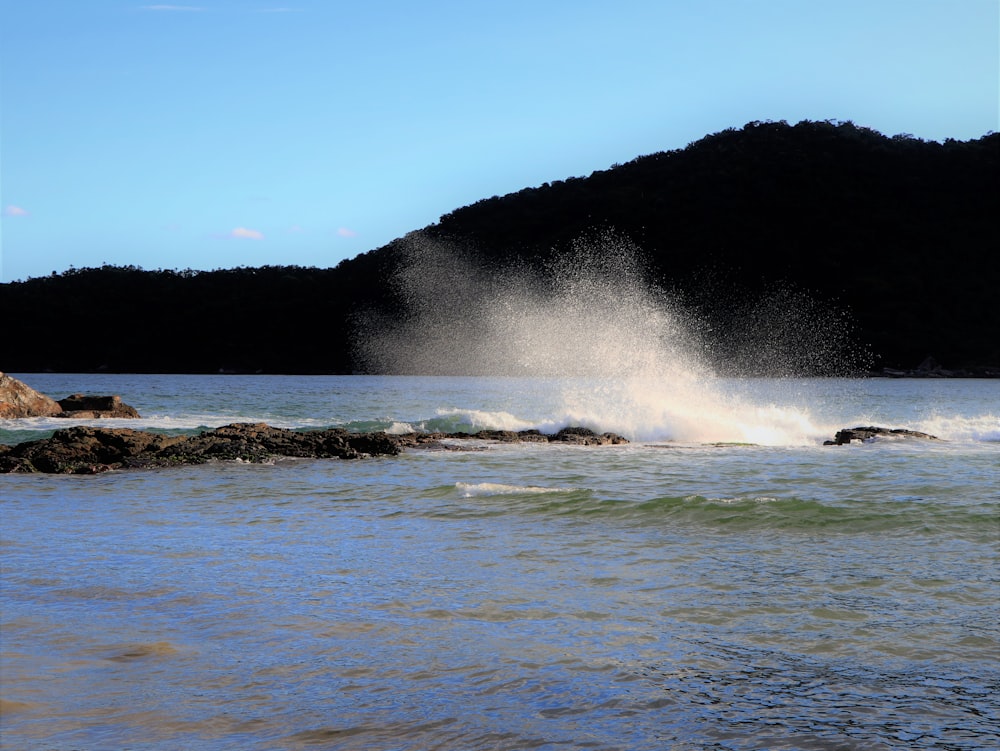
[0,423,629,474]
[825,426,939,445]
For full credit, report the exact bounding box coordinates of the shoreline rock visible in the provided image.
[0,372,63,418]
[0,372,141,419]
[0,423,629,474]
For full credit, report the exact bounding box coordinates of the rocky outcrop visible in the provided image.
[0,372,63,418]
[0,426,182,473]
[0,423,629,474]
[0,372,140,419]
[56,394,141,419]
[825,426,939,445]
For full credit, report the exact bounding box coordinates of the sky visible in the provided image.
[1,0,997,282]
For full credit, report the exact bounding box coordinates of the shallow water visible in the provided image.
[2,375,998,750]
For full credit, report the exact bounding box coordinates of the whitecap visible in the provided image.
[913,414,1000,442]
[456,482,572,497]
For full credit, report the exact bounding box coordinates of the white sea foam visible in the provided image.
[913,414,1000,442]
[0,415,208,433]
[456,482,571,497]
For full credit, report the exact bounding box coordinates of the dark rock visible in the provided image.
[825,426,939,445]
[0,372,62,418]
[517,429,551,442]
[473,430,522,442]
[550,426,629,445]
[56,393,141,419]
[150,423,404,465]
[0,426,181,473]
[0,423,628,474]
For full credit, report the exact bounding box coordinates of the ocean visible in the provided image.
[1,373,998,750]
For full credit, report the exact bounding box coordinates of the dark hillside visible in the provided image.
[0,265,359,374]
[2,120,997,374]
[417,120,999,371]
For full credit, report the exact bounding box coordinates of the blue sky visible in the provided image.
[1,0,997,282]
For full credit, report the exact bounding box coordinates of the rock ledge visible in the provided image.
[0,423,628,474]
[0,373,141,419]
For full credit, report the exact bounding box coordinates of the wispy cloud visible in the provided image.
[230,227,264,240]
[288,225,305,233]
[3,205,29,217]
[336,227,358,238]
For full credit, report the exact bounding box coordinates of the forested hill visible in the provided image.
[2,119,998,375]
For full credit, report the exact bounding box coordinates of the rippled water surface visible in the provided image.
[2,375,998,750]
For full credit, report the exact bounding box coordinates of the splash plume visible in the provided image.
[354,230,707,378]
[352,231,864,444]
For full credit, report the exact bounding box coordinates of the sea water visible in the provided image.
[1,374,998,751]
